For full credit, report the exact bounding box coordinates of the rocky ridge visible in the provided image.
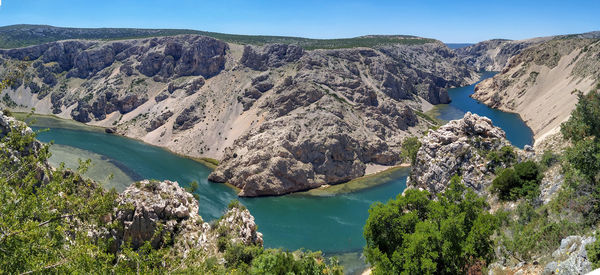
[455,32,600,72]
[455,38,551,72]
[407,112,531,197]
[112,179,263,259]
[472,38,600,143]
[0,34,477,196]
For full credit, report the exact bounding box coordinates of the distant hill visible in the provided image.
[0,24,437,50]
[445,43,473,49]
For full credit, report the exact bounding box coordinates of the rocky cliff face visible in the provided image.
[0,34,477,196]
[472,38,600,143]
[112,179,262,258]
[457,39,530,72]
[408,112,530,196]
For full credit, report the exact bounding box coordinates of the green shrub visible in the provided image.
[227,199,246,210]
[487,146,517,172]
[492,161,541,201]
[540,150,559,169]
[401,137,421,165]
[364,176,497,274]
[503,205,583,261]
[492,168,521,200]
[499,146,517,164]
[587,233,600,269]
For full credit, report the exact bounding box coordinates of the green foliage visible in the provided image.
[487,146,517,172]
[587,233,600,269]
[250,249,342,275]
[540,150,559,169]
[401,137,422,165]
[492,161,542,201]
[0,24,435,50]
[561,89,600,143]
[228,199,246,210]
[500,202,584,261]
[0,119,119,274]
[364,176,497,274]
[564,138,600,183]
[185,180,200,200]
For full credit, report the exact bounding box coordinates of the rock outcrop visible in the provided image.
[543,235,596,275]
[455,38,552,72]
[112,179,262,257]
[408,112,513,195]
[0,34,478,196]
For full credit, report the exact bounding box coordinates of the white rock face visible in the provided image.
[543,235,596,275]
[113,180,201,249]
[408,112,511,195]
[113,180,263,255]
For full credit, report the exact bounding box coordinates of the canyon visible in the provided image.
[1,25,599,196]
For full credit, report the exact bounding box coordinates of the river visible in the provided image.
[23,71,532,273]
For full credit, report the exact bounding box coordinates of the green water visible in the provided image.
[22,72,534,274]
[431,72,534,148]
[30,121,408,257]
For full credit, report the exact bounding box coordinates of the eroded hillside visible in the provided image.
[0,34,477,196]
[472,38,600,143]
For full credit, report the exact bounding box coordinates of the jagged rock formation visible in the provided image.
[408,112,524,195]
[112,179,262,257]
[0,34,477,196]
[113,179,202,249]
[0,113,50,183]
[455,38,552,72]
[543,235,596,275]
[472,38,600,143]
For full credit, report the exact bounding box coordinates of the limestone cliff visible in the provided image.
[472,38,600,143]
[0,34,477,196]
[456,38,550,72]
[407,112,531,196]
[112,179,262,259]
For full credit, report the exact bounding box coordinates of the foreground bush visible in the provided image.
[364,176,497,274]
[0,116,342,274]
[492,161,541,201]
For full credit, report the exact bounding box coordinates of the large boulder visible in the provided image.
[112,180,200,250]
[111,180,263,256]
[543,235,596,275]
[408,112,511,195]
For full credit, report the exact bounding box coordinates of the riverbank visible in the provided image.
[425,72,535,148]
[14,112,414,197]
[301,165,410,196]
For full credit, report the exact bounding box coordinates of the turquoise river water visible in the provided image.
[25,72,533,271]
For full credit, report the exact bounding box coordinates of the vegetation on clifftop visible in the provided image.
[0,24,436,50]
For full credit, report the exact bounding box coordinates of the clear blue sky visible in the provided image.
[0,0,598,43]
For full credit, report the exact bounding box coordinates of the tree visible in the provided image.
[491,161,541,201]
[561,88,600,143]
[401,137,422,165]
[364,176,497,274]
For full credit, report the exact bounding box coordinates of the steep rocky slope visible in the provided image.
[0,34,477,196]
[456,32,600,72]
[407,112,531,197]
[456,38,551,72]
[472,38,600,143]
[112,179,262,259]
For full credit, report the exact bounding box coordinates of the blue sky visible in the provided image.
[0,0,598,43]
